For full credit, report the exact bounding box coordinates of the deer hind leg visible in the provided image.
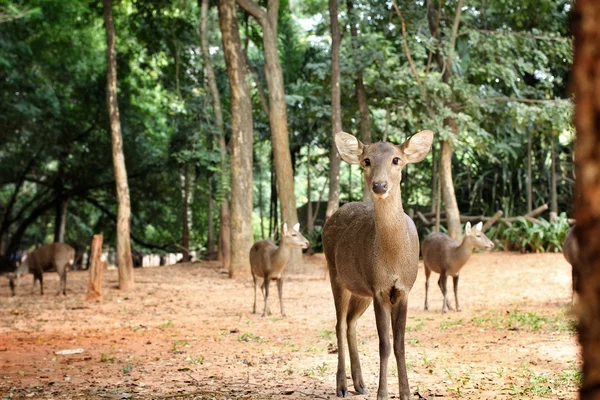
[276,278,286,317]
[391,289,411,400]
[330,279,351,398]
[346,294,371,395]
[252,274,259,314]
[424,264,432,311]
[261,277,271,317]
[437,273,452,312]
[57,264,67,296]
[452,275,461,312]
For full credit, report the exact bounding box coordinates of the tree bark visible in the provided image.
[236,0,301,267]
[440,136,461,239]
[207,177,215,254]
[87,234,104,302]
[180,166,191,262]
[326,0,342,220]
[573,1,600,398]
[102,0,134,290]
[201,0,230,271]
[527,129,533,213]
[219,0,254,277]
[54,198,67,243]
[550,135,558,220]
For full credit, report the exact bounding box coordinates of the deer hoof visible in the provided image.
[336,388,348,397]
[356,387,368,395]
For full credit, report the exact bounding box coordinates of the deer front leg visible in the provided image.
[252,275,259,314]
[277,278,286,317]
[438,273,452,312]
[424,265,431,311]
[261,278,271,317]
[391,290,411,400]
[331,285,350,397]
[453,275,461,312]
[347,295,371,395]
[374,296,392,400]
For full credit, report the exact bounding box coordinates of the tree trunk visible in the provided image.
[307,146,314,235]
[572,2,600,397]
[87,234,104,302]
[201,0,230,270]
[257,153,266,240]
[54,198,67,243]
[237,0,301,267]
[219,0,254,278]
[550,135,558,221]
[431,140,437,213]
[440,137,461,239]
[527,129,533,213]
[102,0,134,290]
[326,0,342,219]
[207,177,215,254]
[180,167,191,262]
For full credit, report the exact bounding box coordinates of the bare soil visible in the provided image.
[0,252,579,399]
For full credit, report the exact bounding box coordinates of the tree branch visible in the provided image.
[236,0,267,26]
[392,0,422,87]
[480,96,571,104]
[446,0,464,74]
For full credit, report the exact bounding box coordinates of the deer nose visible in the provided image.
[372,181,388,194]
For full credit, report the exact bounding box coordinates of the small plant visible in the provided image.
[440,319,463,330]
[100,352,115,363]
[238,332,262,343]
[122,365,132,374]
[406,322,425,332]
[316,362,328,375]
[159,320,174,329]
[319,329,334,340]
[186,354,205,365]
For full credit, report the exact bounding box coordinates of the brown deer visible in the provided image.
[323,130,433,400]
[249,223,310,317]
[13,242,75,296]
[422,221,494,313]
[563,227,579,304]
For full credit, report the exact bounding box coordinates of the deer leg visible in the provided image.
[346,294,371,395]
[277,278,286,317]
[438,273,452,312]
[38,272,44,296]
[453,275,461,312]
[424,265,431,311]
[57,268,66,296]
[252,274,258,314]
[331,281,350,398]
[31,274,37,295]
[374,295,392,400]
[261,278,271,317]
[391,289,411,400]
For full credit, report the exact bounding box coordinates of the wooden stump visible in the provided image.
[87,234,104,302]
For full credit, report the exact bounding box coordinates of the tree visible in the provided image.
[102,0,134,289]
[218,0,254,277]
[572,1,600,397]
[236,0,301,266]
[200,0,231,270]
[326,0,342,220]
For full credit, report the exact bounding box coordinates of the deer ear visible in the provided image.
[293,223,300,232]
[399,130,434,164]
[335,131,364,164]
[475,221,483,231]
[465,221,472,234]
[282,223,288,234]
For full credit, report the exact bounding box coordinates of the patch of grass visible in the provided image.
[471,310,575,333]
[122,365,132,374]
[238,333,263,343]
[407,338,419,345]
[440,319,463,330]
[186,354,205,365]
[316,362,328,375]
[100,352,115,363]
[406,322,425,332]
[283,341,300,352]
[171,340,189,352]
[159,320,174,330]
[320,329,334,340]
[119,307,127,313]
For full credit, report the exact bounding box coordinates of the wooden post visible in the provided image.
[87,234,104,302]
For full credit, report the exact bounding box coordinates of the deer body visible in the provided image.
[422,222,494,312]
[249,223,309,317]
[14,242,75,296]
[323,130,433,400]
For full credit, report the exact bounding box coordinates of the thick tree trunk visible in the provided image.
[54,198,67,243]
[219,0,254,278]
[307,146,314,234]
[201,0,231,270]
[87,234,104,302]
[207,177,215,254]
[440,137,461,239]
[431,141,437,213]
[237,0,301,267]
[326,0,342,219]
[573,3,600,398]
[550,135,558,220]
[102,0,134,290]
[180,167,191,262]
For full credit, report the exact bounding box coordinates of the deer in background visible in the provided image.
[563,227,579,304]
[249,223,310,317]
[422,221,494,313]
[323,130,433,400]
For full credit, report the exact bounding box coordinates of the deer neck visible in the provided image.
[373,185,409,263]
[272,241,291,271]
[452,236,474,269]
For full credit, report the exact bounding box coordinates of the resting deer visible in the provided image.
[323,130,433,400]
[563,227,579,304]
[422,221,494,312]
[249,223,309,317]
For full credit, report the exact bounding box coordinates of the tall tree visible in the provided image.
[102,0,134,289]
[200,0,230,270]
[346,0,372,202]
[326,0,342,220]
[236,0,301,266]
[573,1,600,397]
[218,0,254,277]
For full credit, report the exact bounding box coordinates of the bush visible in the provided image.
[486,212,570,253]
[306,226,324,253]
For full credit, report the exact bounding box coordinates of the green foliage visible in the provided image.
[306,226,323,253]
[487,213,571,253]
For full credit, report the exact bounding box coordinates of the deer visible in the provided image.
[563,227,579,304]
[422,221,494,313]
[322,130,434,400]
[249,223,310,317]
[12,242,75,296]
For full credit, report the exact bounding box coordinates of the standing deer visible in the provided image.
[13,242,75,296]
[249,223,310,317]
[323,130,433,400]
[422,221,494,312]
[563,227,579,304]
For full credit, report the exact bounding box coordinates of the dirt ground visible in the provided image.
[0,252,579,400]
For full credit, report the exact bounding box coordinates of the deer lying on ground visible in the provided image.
[249,223,310,317]
[323,130,433,400]
[422,221,494,312]
[13,242,75,296]
[563,227,579,304]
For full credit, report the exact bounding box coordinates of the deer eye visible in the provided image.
[292,233,297,237]
[392,157,400,165]
[364,158,371,167]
